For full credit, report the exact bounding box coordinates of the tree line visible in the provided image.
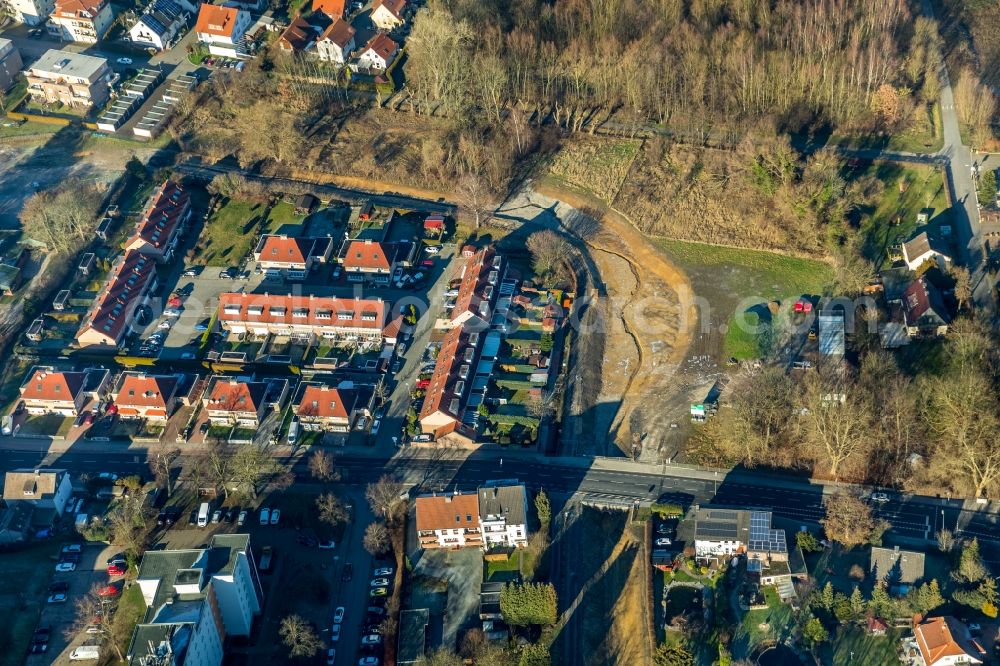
[405,0,941,136]
[692,317,1000,498]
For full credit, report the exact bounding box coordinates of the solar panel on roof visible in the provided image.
[707,510,739,520]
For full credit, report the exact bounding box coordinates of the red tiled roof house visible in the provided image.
[914,616,986,666]
[124,180,192,262]
[75,251,159,350]
[341,240,397,284]
[111,372,179,421]
[194,3,251,58]
[295,383,357,433]
[19,367,89,416]
[203,376,268,426]
[415,492,482,549]
[253,235,333,276]
[218,293,386,345]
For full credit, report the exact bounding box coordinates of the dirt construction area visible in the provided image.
[499,182,695,460]
[549,503,650,666]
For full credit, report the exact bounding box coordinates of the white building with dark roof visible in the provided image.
[129,0,190,54]
[477,483,528,549]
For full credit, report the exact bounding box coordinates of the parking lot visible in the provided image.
[25,541,129,666]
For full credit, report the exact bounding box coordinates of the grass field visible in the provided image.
[264,201,306,234]
[548,138,641,203]
[731,586,794,660]
[196,199,262,266]
[655,239,835,359]
[852,162,950,268]
[0,543,61,666]
[0,120,62,140]
[822,625,901,666]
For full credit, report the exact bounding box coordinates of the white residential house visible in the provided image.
[355,33,397,72]
[194,3,250,58]
[913,616,987,666]
[370,0,404,30]
[128,0,190,51]
[2,468,74,516]
[47,0,114,43]
[902,231,951,272]
[478,484,529,549]
[315,18,354,64]
[7,0,55,25]
[415,492,483,550]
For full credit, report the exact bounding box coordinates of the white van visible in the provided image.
[69,646,101,661]
[197,502,210,527]
[286,419,299,445]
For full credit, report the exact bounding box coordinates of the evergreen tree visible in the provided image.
[850,586,866,619]
[821,581,835,612]
[803,617,829,645]
[957,539,987,583]
[869,582,894,618]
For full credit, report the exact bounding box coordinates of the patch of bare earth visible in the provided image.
[534,180,693,458]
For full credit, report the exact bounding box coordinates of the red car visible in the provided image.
[420,259,434,267]
[98,584,121,598]
[106,403,118,415]
[416,379,430,389]
[107,563,126,576]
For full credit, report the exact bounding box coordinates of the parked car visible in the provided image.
[330,624,341,642]
[98,472,119,481]
[327,648,336,666]
[270,509,281,525]
[369,587,387,597]
[358,658,379,666]
[98,584,121,598]
[182,268,198,277]
[62,544,82,554]
[361,634,382,646]
[655,538,672,547]
[237,510,248,526]
[157,320,172,329]
[370,578,389,587]
[259,508,270,525]
[424,245,440,254]
[46,592,68,604]
[870,492,890,503]
[225,507,237,523]
[55,562,76,572]
[116,57,133,65]
[107,563,127,576]
[211,510,223,524]
[420,259,434,268]
[373,567,394,577]
[333,607,345,623]
[371,418,381,435]
[318,540,336,549]
[180,352,196,360]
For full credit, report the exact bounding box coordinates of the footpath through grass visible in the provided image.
[0,543,61,666]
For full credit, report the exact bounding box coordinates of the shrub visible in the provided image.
[651,502,684,518]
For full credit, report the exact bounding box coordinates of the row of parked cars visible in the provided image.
[326,564,395,666]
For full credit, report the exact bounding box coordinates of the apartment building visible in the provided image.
[2,468,73,516]
[129,534,263,666]
[6,0,55,25]
[47,0,113,43]
[478,484,529,549]
[76,251,159,349]
[370,0,404,29]
[26,49,112,108]
[0,39,23,93]
[124,179,192,262]
[218,293,387,345]
[415,492,483,549]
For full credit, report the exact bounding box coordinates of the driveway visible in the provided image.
[409,547,482,651]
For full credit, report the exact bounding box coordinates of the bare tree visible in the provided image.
[149,448,181,497]
[308,449,338,482]
[68,585,127,662]
[19,182,104,254]
[455,172,496,229]
[799,370,871,480]
[820,491,887,549]
[363,521,391,556]
[107,488,152,557]
[279,614,323,658]
[525,230,571,281]
[365,475,403,518]
[229,442,282,500]
[316,492,350,528]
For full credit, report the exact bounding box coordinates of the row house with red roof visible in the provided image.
[419,247,507,443]
[217,293,387,346]
[370,0,404,30]
[252,234,333,279]
[124,180,192,262]
[19,366,110,416]
[341,239,399,284]
[203,376,289,426]
[75,250,159,350]
[110,372,180,421]
[294,382,361,434]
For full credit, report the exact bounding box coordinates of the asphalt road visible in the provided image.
[4,445,997,548]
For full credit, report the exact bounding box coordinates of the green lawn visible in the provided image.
[18,414,75,437]
[655,239,835,359]
[263,201,306,234]
[195,199,263,266]
[852,162,951,267]
[822,625,900,666]
[733,586,794,660]
[114,584,147,658]
[0,120,62,140]
[0,542,61,666]
[485,552,522,582]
